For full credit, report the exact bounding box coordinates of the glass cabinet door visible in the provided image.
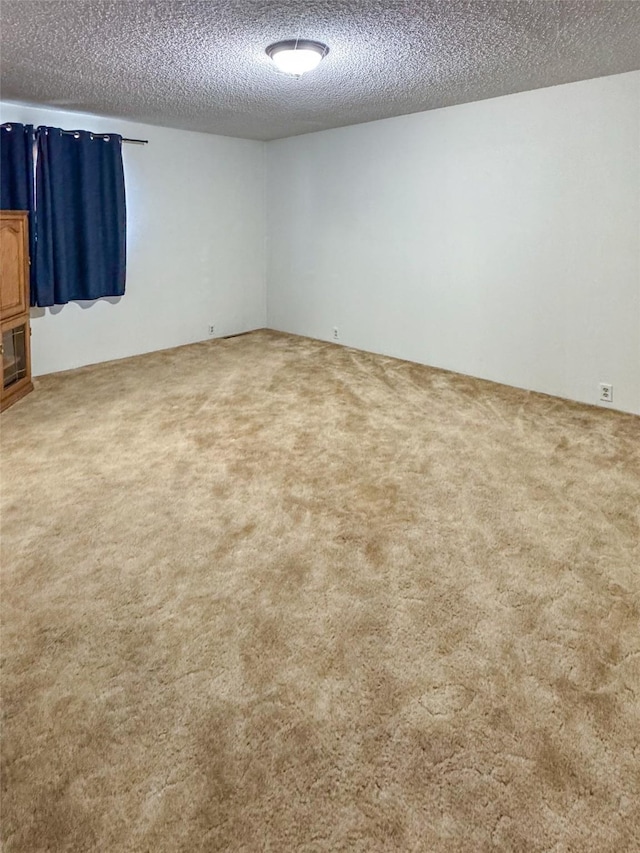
[2,321,28,391]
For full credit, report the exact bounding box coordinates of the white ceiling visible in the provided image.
[1,1,639,141]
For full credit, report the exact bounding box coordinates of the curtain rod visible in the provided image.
[60,130,148,145]
[1,123,148,145]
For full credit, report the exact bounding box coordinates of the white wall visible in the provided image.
[0,103,266,375]
[3,74,639,413]
[267,72,640,415]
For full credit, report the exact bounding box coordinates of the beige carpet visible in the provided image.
[1,329,639,852]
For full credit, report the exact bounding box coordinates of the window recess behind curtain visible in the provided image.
[0,123,127,308]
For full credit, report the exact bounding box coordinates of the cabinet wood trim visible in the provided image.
[1,211,33,411]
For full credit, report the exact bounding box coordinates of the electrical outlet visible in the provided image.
[208,324,216,336]
[332,327,339,340]
[599,383,613,403]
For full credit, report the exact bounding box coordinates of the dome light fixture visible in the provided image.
[266,39,329,77]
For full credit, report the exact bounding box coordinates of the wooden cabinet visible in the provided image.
[1,211,33,411]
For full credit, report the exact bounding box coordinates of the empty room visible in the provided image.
[1,1,639,850]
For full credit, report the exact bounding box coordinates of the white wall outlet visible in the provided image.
[599,383,613,403]
[332,326,339,340]
[208,324,216,336]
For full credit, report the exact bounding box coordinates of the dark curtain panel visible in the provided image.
[35,127,126,307]
[0,123,38,304]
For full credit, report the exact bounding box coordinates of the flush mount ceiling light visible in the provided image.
[266,39,329,77]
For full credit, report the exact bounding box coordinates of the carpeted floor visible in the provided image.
[1,329,639,852]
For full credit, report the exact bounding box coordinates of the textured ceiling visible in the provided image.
[1,1,639,141]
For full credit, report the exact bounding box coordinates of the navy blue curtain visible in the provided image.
[0,123,37,304]
[34,127,126,307]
